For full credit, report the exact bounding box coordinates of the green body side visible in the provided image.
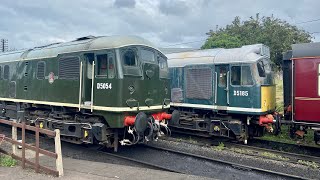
[0,50,170,128]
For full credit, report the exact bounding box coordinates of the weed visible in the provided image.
[213,142,225,151]
[0,155,17,167]
[297,160,319,169]
[176,138,183,142]
[188,136,197,144]
[260,152,289,161]
[230,147,253,154]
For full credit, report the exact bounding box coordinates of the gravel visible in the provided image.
[2,124,319,179]
[148,138,320,179]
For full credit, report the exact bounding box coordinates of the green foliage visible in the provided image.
[0,155,17,167]
[213,142,225,151]
[298,160,319,169]
[202,14,312,69]
[201,33,242,49]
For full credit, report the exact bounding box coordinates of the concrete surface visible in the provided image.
[0,157,213,180]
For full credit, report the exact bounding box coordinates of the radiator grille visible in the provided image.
[59,57,80,79]
[186,68,212,100]
[37,61,45,80]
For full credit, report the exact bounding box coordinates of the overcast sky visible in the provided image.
[1,0,320,50]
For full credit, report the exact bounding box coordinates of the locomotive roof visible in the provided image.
[166,44,270,67]
[291,42,320,58]
[0,35,157,63]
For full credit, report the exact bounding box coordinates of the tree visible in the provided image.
[202,14,312,68]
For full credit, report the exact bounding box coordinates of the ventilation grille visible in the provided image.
[59,57,80,79]
[37,61,45,80]
[9,81,16,98]
[186,68,212,100]
[4,65,9,80]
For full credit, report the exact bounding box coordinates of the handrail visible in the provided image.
[78,61,83,111]
[91,61,95,112]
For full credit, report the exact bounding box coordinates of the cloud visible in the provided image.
[114,0,136,8]
[0,0,319,50]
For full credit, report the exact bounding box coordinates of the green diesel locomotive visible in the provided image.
[0,35,177,151]
[167,44,278,143]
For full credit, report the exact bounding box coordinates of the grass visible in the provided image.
[230,147,253,154]
[188,136,197,144]
[297,160,319,169]
[212,142,225,151]
[261,125,316,146]
[260,152,289,161]
[275,76,284,113]
[0,155,17,167]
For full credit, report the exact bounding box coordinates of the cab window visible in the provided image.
[218,67,227,87]
[231,66,241,85]
[97,54,108,76]
[122,48,137,66]
[242,66,254,85]
[121,47,142,77]
[141,49,155,62]
[158,54,169,78]
[257,61,266,77]
[231,65,254,86]
[96,53,115,79]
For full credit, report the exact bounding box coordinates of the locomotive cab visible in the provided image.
[79,43,174,147]
[167,44,277,144]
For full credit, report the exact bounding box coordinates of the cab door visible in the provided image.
[215,65,229,107]
[81,53,94,109]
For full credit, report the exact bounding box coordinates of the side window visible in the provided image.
[218,67,227,87]
[242,66,254,85]
[158,54,168,78]
[141,49,155,62]
[37,61,45,80]
[231,65,254,86]
[97,54,108,76]
[257,61,266,77]
[231,66,241,85]
[108,56,115,79]
[4,65,9,80]
[122,48,137,66]
[96,53,115,79]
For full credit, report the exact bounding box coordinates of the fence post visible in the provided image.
[11,120,17,155]
[35,125,40,173]
[21,122,26,169]
[54,129,63,176]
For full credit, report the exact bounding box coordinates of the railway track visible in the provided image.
[102,144,310,180]
[225,141,320,167]
[0,124,316,179]
[163,132,320,170]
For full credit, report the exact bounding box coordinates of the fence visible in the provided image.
[0,119,63,177]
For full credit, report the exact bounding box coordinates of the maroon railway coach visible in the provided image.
[283,42,320,144]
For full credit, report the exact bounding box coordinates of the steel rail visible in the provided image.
[143,144,310,180]
[225,141,320,165]
[98,150,185,174]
